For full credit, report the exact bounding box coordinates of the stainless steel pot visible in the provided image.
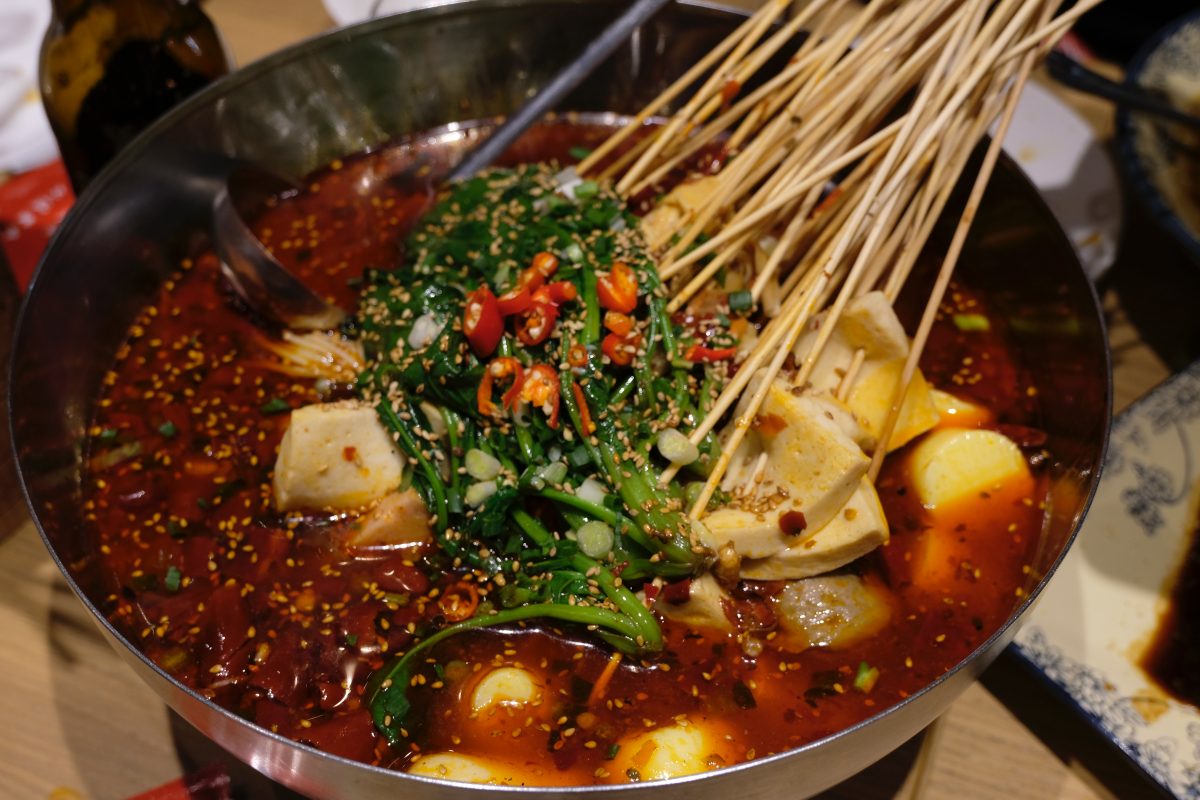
[8,1,1111,797]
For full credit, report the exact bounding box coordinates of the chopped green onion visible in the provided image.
[537,461,568,486]
[465,448,502,481]
[569,146,593,160]
[564,242,584,263]
[163,565,181,593]
[853,661,880,693]
[606,743,621,760]
[657,428,699,465]
[157,421,178,438]
[464,481,498,507]
[573,180,599,201]
[684,482,705,509]
[97,427,119,444]
[952,313,990,332]
[576,521,614,558]
[576,477,608,506]
[728,290,753,313]
[260,397,291,415]
[567,446,592,468]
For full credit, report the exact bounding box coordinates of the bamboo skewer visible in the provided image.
[592,0,1091,508]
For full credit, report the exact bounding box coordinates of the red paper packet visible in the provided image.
[126,763,232,800]
[0,160,74,292]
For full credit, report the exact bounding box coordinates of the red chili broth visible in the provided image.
[83,121,1049,784]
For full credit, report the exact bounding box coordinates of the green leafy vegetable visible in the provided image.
[355,165,737,743]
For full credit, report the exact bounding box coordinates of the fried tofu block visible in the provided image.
[343,488,432,550]
[273,401,405,512]
[793,291,939,453]
[654,573,733,633]
[739,478,888,580]
[909,428,1031,509]
[707,386,869,560]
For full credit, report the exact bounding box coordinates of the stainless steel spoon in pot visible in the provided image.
[214,0,673,330]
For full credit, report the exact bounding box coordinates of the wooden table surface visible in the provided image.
[1,1,1193,798]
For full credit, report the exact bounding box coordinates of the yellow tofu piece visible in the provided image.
[610,722,729,782]
[840,291,910,360]
[909,428,1031,509]
[755,384,870,533]
[471,667,542,713]
[791,292,939,453]
[343,489,433,550]
[654,573,734,633]
[273,401,405,512]
[639,176,721,247]
[739,478,888,580]
[845,359,941,452]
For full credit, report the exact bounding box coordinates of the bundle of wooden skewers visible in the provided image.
[572,0,1103,518]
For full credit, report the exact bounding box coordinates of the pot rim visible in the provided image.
[9,0,1113,792]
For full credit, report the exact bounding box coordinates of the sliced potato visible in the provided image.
[739,477,888,580]
[909,428,1031,509]
[273,401,405,512]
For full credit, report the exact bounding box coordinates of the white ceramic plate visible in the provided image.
[0,0,57,174]
[997,79,1123,282]
[1013,361,1200,799]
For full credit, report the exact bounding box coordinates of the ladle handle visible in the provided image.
[1046,50,1200,131]
[448,0,674,181]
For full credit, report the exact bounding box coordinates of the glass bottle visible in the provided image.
[39,0,232,192]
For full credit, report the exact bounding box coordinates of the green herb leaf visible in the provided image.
[568,146,593,160]
[260,397,291,415]
[163,565,181,593]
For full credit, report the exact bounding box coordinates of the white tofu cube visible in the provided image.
[273,401,406,512]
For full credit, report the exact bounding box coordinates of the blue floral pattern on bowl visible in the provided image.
[1013,360,1200,799]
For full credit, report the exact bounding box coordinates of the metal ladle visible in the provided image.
[214,0,673,330]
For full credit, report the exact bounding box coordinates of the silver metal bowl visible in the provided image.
[8,1,1111,797]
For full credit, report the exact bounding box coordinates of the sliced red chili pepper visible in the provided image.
[545,280,578,305]
[496,285,532,316]
[602,331,641,366]
[522,364,561,428]
[603,310,634,336]
[531,251,559,280]
[516,301,559,346]
[571,382,595,434]
[597,261,638,313]
[686,343,738,362]
[567,343,589,369]
[438,580,480,622]
[462,286,503,358]
[519,251,560,290]
[477,357,524,416]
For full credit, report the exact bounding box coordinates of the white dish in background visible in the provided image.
[1013,361,1200,800]
[999,79,1123,282]
[0,0,57,174]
